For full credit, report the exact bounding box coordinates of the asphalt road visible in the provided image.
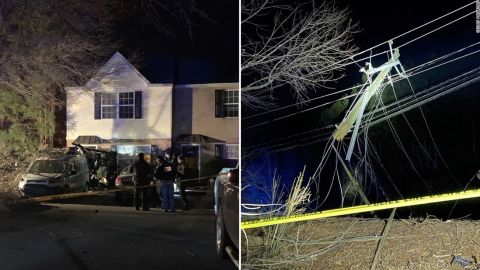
[0,193,236,270]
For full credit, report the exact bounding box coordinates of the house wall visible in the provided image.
[66,83,173,148]
[172,87,193,145]
[173,83,239,144]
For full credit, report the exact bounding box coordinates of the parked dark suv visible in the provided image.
[214,167,239,264]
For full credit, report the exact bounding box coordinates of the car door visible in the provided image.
[66,159,80,191]
[79,158,89,189]
[224,169,239,248]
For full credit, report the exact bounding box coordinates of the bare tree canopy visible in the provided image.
[242,0,358,108]
[0,0,212,159]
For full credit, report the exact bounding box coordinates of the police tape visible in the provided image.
[240,188,480,230]
[13,172,231,204]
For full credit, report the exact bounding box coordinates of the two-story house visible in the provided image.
[66,52,238,175]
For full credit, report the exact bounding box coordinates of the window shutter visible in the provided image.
[94,93,101,119]
[134,91,142,119]
[215,89,224,118]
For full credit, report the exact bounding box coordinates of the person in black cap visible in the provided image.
[133,153,152,211]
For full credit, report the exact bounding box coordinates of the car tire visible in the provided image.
[216,208,231,258]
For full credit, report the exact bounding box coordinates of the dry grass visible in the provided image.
[243,215,480,269]
[242,168,314,269]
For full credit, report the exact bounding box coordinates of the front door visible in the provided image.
[181,144,200,178]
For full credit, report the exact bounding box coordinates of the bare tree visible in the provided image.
[242,0,358,108]
[0,0,208,151]
[135,0,211,44]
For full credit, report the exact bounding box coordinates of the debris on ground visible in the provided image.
[243,217,480,269]
[452,255,472,268]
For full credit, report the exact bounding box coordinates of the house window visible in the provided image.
[223,144,239,160]
[223,90,239,117]
[215,89,239,118]
[119,92,135,119]
[101,93,116,119]
[94,91,142,120]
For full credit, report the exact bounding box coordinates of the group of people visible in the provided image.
[132,152,188,212]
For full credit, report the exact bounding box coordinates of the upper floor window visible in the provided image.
[94,91,143,120]
[119,92,135,119]
[101,93,116,119]
[215,89,238,118]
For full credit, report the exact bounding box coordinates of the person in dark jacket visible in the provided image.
[175,155,189,210]
[133,153,152,211]
[154,156,175,212]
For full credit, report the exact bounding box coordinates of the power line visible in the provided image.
[245,66,480,156]
[363,69,480,128]
[244,125,334,150]
[242,84,363,120]
[244,45,480,129]
[243,92,359,129]
[342,1,475,63]
[363,67,480,121]
[398,11,476,49]
[244,39,480,122]
[314,3,476,76]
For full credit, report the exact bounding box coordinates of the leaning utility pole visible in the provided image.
[331,42,404,204]
[333,47,401,161]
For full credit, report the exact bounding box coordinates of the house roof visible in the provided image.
[85,52,150,89]
[73,136,109,145]
[79,52,237,88]
[176,134,224,144]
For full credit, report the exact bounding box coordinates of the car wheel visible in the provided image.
[216,208,231,258]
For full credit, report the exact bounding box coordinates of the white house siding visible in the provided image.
[66,85,172,145]
[191,83,239,144]
[66,53,173,149]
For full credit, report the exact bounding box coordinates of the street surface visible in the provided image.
[0,193,235,270]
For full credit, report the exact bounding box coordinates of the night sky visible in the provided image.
[119,0,238,84]
[242,0,480,217]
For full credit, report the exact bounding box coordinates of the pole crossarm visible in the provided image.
[333,49,400,142]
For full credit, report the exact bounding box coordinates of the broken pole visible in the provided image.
[333,48,400,161]
[332,144,370,205]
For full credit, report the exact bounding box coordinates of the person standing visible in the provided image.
[175,155,189,211]
[154,156,175,212]
[133,153,152,211]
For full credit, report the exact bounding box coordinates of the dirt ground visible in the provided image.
[243,216,480,269]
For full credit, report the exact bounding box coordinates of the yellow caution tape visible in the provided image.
[241,188,480,229]
[14,172,230,204]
